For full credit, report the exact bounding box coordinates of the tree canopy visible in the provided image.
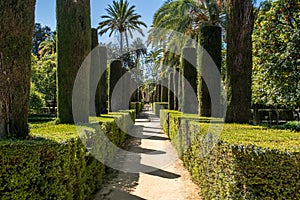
[252,0,300,107]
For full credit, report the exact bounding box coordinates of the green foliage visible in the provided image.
[0,135,104,199]
[160,109,300,199]
[252,0,300,107]
[32,23,54,57]
[0,110,135,199]
[31,53,56,103]
[29,84,45,113]
[284,121,300,132]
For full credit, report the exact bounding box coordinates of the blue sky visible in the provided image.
[35,0,165,42]
[35,0,264,42]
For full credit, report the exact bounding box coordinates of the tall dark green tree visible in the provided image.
[98,0,147,54]
[56,0,91,123]
[225,0,255,123]
[0,0,36,138]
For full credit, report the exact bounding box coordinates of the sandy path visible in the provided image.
[93,111,201,200]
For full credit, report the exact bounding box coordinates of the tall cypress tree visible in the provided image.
[0,0,36,138]
[225,0,255,123]
[90,28,108,116]
[109,60,123,112]
[56,0,91,123]
[181,47,198,114]
[198,25,222,117]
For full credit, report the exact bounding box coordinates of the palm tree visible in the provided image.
[38,33,56,57]
[98,0,147,55]
[131,37,147,65]
[148,0,224,69]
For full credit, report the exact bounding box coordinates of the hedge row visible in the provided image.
[130,102,143,115]
[153,102,169,116]
[160,109,300,199]
[0,110,135,199]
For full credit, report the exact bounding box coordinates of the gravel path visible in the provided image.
[93,110,201,200]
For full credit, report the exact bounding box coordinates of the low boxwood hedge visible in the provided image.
[160,109,300,199]
[153,102,168,116]
[130,102,143,115]
[0,110,135,199]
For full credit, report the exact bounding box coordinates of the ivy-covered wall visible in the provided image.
[0,0,36,138]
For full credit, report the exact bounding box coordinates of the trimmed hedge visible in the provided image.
[0,110,135,199]
[153,102,168,116]
[130,102,143,115]
[160,109,300,199]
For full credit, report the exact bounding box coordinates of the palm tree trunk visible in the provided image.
[125,31,130,51]
[120,32,124,55]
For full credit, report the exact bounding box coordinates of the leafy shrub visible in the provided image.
[29,84,45,113]
[284,121,300,132]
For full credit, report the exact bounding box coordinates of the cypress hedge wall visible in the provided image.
[90,29,108,117]
[56,0,91,123]
[174,67,180,110]
[90,28,99,116]
[0,0,36,138]
[97,46,108,115]
[160,77,169,103]
[198,25,222,117]
[109,60,123,112]
[181,47,198,114]
[168,69,175,110]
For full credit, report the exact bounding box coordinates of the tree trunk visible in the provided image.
[0,0,36,138]
[56,0,91,123]
[225,0,255,123]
